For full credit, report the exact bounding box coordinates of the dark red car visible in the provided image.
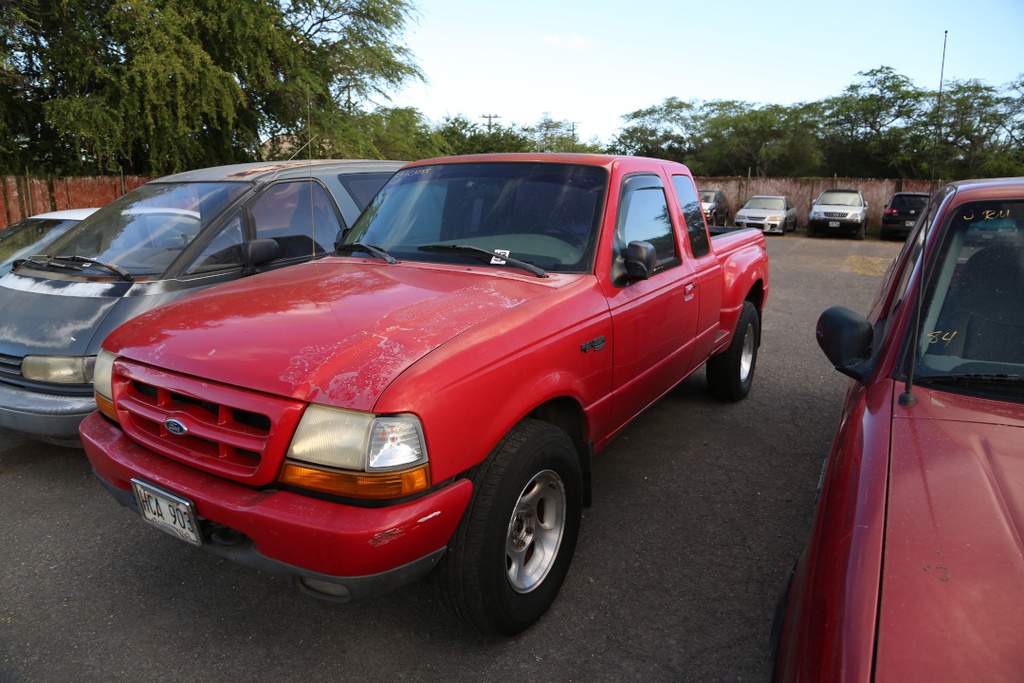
[774,177,1024,680]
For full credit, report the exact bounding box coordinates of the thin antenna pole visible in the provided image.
[929,30,948,192]
[900,29,948,408]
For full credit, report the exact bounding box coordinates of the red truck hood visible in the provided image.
[875,384,1024,680]
[107,260,560,410]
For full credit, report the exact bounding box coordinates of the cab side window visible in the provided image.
[616,174,678,270]
[672,176,710,258]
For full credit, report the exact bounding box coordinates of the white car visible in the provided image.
[733,195,797,234]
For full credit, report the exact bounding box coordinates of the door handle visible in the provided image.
[684,281,696,301]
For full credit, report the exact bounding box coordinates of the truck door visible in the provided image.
[606,173,701,426]
[672,175,724,363]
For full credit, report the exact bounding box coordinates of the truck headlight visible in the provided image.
[93,350,118,420]
[21,355,96,384]
[281,404,430,499]
[810,210,822,219]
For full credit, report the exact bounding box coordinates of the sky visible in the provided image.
[384,0,1024,145]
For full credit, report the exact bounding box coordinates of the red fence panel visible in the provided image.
[1,175,149,228]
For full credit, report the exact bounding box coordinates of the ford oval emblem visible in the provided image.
[164,418,188,436]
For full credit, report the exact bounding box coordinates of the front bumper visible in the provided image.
[735,218,784,233]
[0,381,95,446]
[80,410,473,602]
[808,217,864,233]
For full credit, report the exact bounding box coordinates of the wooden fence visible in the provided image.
[1,174,149,227]
[1,172,936,231]
[698,176,936,230]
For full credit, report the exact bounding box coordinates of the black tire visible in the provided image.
[855,222,866,240]
[438,419,582,635]
[706,301,760,401]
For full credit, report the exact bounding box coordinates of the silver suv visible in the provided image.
[807,189,868,239]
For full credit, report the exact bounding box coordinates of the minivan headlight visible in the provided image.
[22,355,96,384]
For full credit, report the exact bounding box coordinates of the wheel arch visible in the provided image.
[526,396,593,507]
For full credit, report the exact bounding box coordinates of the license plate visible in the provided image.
[828,221,840,228]
[131,478,203,546]
[905,220,915,226]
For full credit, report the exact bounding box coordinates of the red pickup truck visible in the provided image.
[81,153,769,635]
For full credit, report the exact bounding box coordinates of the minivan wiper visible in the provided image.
[334,242,398,264]
[22,254,134,282]
[418,244,547,278]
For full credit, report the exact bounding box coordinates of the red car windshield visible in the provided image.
[908,198,1024,398]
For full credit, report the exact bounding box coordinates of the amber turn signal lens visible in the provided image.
[95,392,118,422]
[279,461,430,500]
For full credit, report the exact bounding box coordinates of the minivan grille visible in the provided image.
[0,353,22,382]
[111,358,306,486]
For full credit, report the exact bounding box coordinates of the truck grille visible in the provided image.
[112,358,306,486]
[823,211,849,219]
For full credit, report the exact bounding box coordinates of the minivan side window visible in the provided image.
[188,214,244,273]
[615,174,678,270]
[252,181,341,260]
[671,175,710,258]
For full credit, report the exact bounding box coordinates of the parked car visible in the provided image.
[732,195,797,234]
[0,159,403,446]
[773,177,1024,680]
[0,208,99,276]
[807,188,868,239]
[880,191,929,241]
[699,189,730,226]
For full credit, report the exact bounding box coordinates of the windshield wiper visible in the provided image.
[418,244,547,278]
[22,254,134,282]
[335,242,397,264]
[917,373,1023,385]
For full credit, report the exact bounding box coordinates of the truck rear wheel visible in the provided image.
[438,419,582,635]
[706,301,759,401]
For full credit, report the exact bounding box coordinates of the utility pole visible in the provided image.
[481,114,501,134]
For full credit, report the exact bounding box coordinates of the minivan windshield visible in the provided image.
[342,162,607,274]
[24,181,249,278]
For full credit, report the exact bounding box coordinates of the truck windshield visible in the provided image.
[342,162,607,274]
[25,181,249,278]
[906,199,1024,401]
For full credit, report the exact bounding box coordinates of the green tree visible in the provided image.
[927,78,1024,179]
[608,97,698,161]
[819,67,929,178]
[434,115,534,155]
[3,0,421,175]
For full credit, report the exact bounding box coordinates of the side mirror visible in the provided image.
[624,240,656,280]
[242,238,281,275]
[816,306,873,381]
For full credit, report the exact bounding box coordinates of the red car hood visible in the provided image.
[875,383,1024,680]
[106,260,562,411]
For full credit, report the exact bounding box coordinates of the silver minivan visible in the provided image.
[0,159,402,445]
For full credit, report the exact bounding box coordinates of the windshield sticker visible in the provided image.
[491,249,509,265]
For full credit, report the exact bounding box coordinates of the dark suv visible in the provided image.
[699,189,730,226]
[880,191,929,241]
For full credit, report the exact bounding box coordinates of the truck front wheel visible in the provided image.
[438,419,582,635]
[706,301,760,401]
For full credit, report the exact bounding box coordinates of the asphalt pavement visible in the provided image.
[0,233,903,682]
